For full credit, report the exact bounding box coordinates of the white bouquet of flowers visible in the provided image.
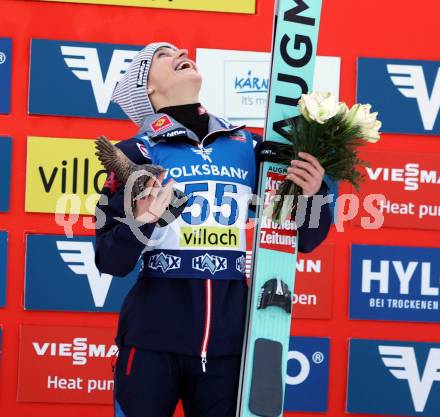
[268,91,382,222]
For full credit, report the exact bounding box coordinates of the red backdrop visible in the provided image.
[0,0,440,416]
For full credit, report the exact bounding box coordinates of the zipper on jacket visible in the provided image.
[200,279,212,373]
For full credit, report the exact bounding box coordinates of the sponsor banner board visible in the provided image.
[35,0,256,13]
[347,338,440,417]
[245,224,334,319]
[293,243,334,320]
[350,244,440,322]
[357,58,440,135]
[284,336,330,412]
[0,231,7,307]
[25,136,117,215]
[353,151,440,230]
[18,325,116,404]
[197,48,340,128]
[25,234,139,312]
[0,38,12,114]
[29,39,140,120]
[0,137,12,212]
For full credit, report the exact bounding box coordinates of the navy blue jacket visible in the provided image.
[95,114,331,358]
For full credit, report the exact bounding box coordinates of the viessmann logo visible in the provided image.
[366,164,440,191]
[32,337,118,366]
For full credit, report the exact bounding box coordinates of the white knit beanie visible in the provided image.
[111,42,177,126]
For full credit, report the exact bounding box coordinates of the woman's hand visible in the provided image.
[134,172,175,223]
[286,151,325,196]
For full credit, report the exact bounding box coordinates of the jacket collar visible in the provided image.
[137,113,245,143]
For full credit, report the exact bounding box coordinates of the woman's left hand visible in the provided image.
[286,151,325,197]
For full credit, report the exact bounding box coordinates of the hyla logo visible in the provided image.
[350,245,440,323]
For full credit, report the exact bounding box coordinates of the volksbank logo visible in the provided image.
[357,58,440,135]
[57,241,113,308]
[61,46,137,114]
[191,147,213,163]
[148,252,181,273]
[25,235,138,312]
[192,253,227,274]
[350,245,440,323]
[388,64,440,131]
[29,39,142,119]
[379,345,440,413]
[347,339,440,417]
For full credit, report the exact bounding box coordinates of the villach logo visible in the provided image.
[25,235,138,312]
[347,339,440,417]
[29,39,142,119]
[357,58,440,135]
[349,245,440,323]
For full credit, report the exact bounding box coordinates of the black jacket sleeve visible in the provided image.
[94,138,157,277]
[251,132,331,253]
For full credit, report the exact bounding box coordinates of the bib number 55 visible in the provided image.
[181,182,239,226]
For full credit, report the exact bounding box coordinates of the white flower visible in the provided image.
[344,103,382,143]
[298,92,340,124]
[338,102,349,117]
[362,119,382,143]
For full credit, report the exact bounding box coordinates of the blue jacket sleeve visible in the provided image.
[94,138,157,277]
[251,132,331,253]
